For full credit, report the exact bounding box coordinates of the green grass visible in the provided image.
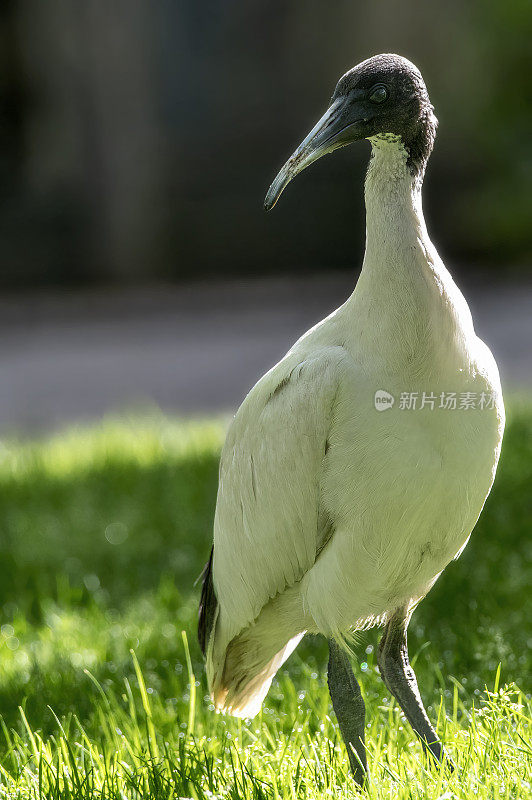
[0,403,530,798]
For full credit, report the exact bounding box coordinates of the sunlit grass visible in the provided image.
[0,405,529,797]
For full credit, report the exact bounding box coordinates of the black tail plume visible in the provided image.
[198,545,217,656]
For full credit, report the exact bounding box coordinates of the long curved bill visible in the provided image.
[264,97,364,211]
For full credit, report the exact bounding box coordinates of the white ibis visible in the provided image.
[199,53,504,785]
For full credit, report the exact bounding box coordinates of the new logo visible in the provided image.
[374,390,395,411]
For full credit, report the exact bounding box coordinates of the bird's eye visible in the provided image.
[369,85,388,104]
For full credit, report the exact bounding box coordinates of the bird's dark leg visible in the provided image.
[327,638,368,786]
[377,609,452,768]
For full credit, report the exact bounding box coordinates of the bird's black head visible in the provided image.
[264,53,437,210]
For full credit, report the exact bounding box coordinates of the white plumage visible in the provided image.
[201,55,504,726]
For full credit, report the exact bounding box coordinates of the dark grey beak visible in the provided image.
[264,96,367,211]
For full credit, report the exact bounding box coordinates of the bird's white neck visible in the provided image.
[348,137,472,373]
[364,136,426,260]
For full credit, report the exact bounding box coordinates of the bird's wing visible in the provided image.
[213,345,348,640]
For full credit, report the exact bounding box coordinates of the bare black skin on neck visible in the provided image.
[332,53,438,176]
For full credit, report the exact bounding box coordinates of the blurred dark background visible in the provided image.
[0,0,530,433]
[1,0,531,288]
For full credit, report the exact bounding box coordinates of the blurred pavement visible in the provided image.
[0,273,530,433]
